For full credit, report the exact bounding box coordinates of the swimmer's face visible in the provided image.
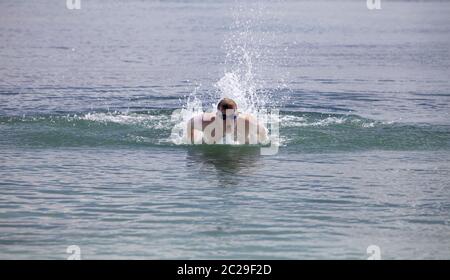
[217,98,238,120]
[218,109,237,121]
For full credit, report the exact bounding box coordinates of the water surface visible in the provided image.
[0,0,449,259]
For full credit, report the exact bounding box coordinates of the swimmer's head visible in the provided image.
[217,98,238,121]
[217,98,237,113]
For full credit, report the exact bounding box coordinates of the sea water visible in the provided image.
[0,0,449,259]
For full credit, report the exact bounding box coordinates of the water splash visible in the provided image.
[218,2,272,113]
[170,2,282,144]
[214,71,258,114]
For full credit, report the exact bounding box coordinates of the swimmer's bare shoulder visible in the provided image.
[237,113,256,122]
[186,112,214,143]
[188,112,215,126]
[202,112,216,122]
[237,113,269,143]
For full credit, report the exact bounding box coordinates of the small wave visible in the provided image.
[1,110,449,152]
[281,114,380,128]
[80,112,171,130]
[281,115,347,127]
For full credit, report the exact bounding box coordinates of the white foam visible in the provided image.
[81,112,170,129]
[281,115,347,127]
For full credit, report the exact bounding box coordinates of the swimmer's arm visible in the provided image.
[186,118,195,143]
[187,117,202,144]
[256,121,269,143]
[187,115,208,144]
[245,116,269,144]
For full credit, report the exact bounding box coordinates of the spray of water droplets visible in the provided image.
[171,2,289,144]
